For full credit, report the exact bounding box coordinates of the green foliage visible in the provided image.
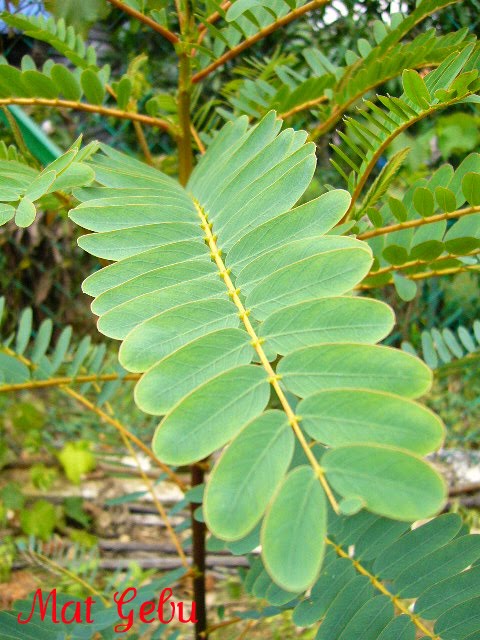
[0,55,110,105]
[1,12,99,68]
[403,318,480,371]
[220,11,473,122]
[20,499,58,540]
[57,440,96,484]
[0,138,97,228]
[242,511,480,639]
[0,296,129,408]
[68,114,448,591]
[331,45,480,201]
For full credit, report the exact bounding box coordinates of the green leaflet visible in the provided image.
[118,298,239,369]
[336,595,394,640]
[80,68,105,105]
[98,277,226,340]
[246,247,373,320]
[462,172,480,205]
[226,0,262,21]
[82,241,208,297]
[402,69,431,109]
[24,170,56,201]
[298,389,444,454]
[250,508,479,636]
[91,259,218,315]
[260,297,394,354]
[71,199,197,231]
[15,308,33,355]
[0,203,15,224]
[51,64,82,100]
[204,410,294,541]
[322,445,446,521]
[394,535,480,598]
[292,556,355,626]
[0,353,30,383]
[434,596,480,639]
[226,189,351,271]
[376,616,415,640]
[315,575,374,640]
[135,329,253,415]
[373,512,463,579]
[152,365,270,465]
[236,236,365,291]
[415,565,480,619]
[77,222,200,260]
[278,344,432,398]
[15,197,36,227]
[261,466,327,592]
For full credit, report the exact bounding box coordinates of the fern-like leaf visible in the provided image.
[69,112,447,592]
[1,13,98,69]
[241,510,480,639]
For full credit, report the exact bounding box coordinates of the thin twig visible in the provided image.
[0,98,173,132]
[192,0,329,83]
[202,616,242,636]
[0,372,140,393]
[191,123,206,154]
[236,620,258,639]
[357,264,479,290]
[341,94,474,219]
[64,387,187,491]
[358,205,480,240]
[366,250,479,279]
[106,0,179,44]
[26,550,109,605]
[1,345,186,491]
[116,422,189,568]
[133,120,155,165]
[279,95,328,120]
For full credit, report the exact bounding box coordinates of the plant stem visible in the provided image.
[358,205,480,239]
[0,98,173,131]
[178,50,194,185]
[191,462,208,639]
[176,5,207,635]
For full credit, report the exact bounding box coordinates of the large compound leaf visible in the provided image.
[70,112,446,591]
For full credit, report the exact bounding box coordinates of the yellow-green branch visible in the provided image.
[365,249,479,279]
[285,60,440,124]
[357,263,479,290]
[279,95,328,120]
[192,0,330,83]
[0,372,140,393]
[358,205,480,240]
[0,98,173,132]
[61,386,187,491]
[113,409,189,568]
